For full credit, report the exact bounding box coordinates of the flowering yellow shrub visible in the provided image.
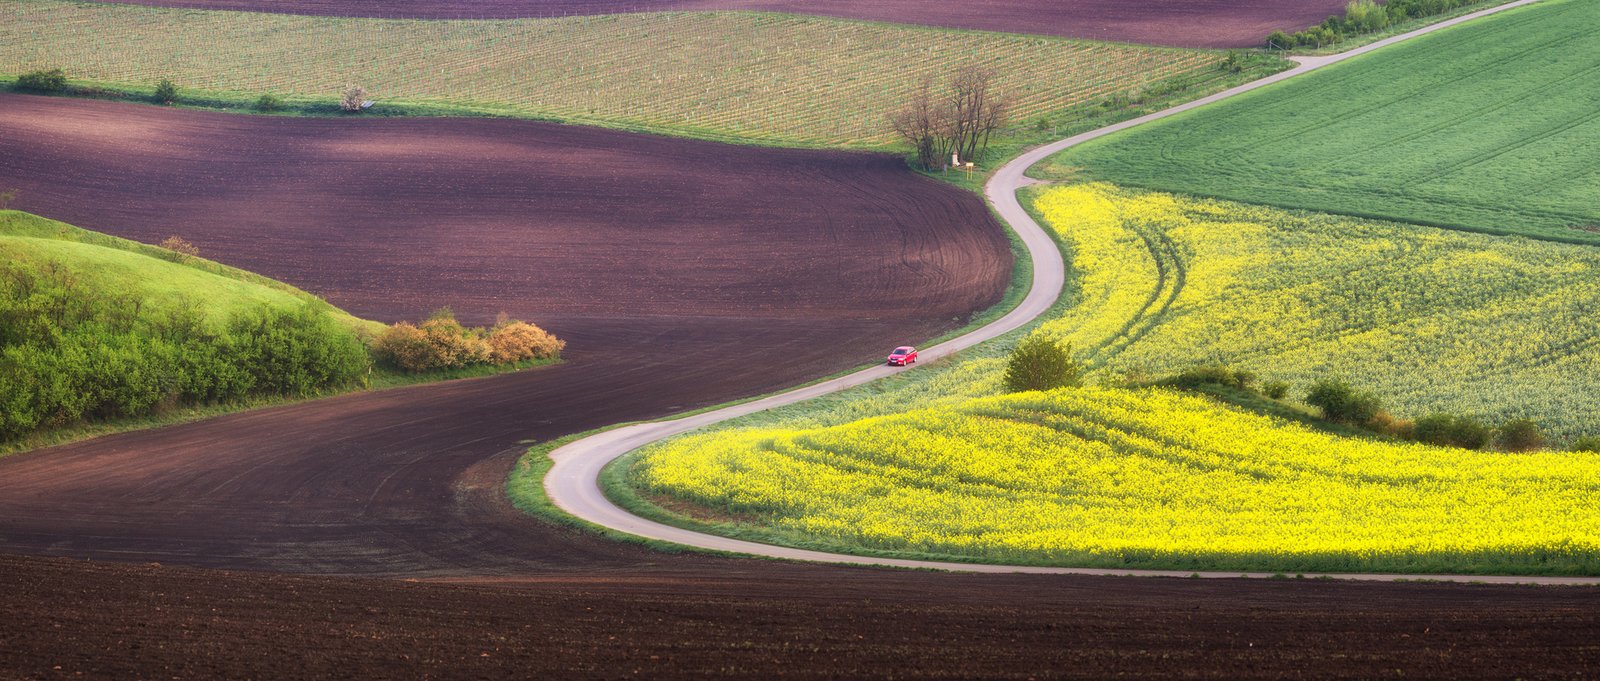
[372,311,561,372]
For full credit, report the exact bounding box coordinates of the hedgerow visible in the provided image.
[0,259,368,440]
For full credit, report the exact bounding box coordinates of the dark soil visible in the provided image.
[84,0,1352,48]
[4,555,1598,679]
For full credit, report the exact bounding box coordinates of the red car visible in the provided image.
[886,346,918,366]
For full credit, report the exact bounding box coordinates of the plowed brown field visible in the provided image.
[85,0,1352,48]
[5,555,1598,679]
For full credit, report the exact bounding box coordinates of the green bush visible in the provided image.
[1571,436,1600,453]
[1409,413,1491,450]
[1304,379,1383,425]
[254,93,282,112]
[1496,418,1546,453]
[227,304,369,395]
[15,69,67,92]
[1262,381,1290,400]
[154,78,178,105]
[1166,365,1255,391]
[1003,335,1081,393]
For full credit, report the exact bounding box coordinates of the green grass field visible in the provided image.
[609,185,1600,573]
[0,0,1227,146]
[0,210,380,334]
[1,210,376,446]
[1039,0,1600,242]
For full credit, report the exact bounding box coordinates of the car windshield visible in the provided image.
[891,348,910,355]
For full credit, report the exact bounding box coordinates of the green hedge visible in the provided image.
[0,260,368,440]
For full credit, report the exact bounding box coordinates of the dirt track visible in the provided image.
[0,93,1011,575]
[84,0,1352,48]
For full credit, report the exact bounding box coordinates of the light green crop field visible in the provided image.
[614,185,1600,574]
[0,0,1224,146]
[1038,0,1600,242]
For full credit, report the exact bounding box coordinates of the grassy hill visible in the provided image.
[1038,0,1600,242]
[609,185,1600,574]
[0,210,378,447]
[0,0,1233,147]
[1,210,381,334]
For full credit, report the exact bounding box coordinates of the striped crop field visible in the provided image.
[1039,0,1600,241]
[625,184,1600,573]
[0,0,1224,146]
[1029,183,1600,440]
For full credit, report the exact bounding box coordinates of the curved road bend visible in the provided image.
[543,0,1600,586]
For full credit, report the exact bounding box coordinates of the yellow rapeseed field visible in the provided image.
[636,387,1600,572]
[632,185,1600,573]
[1035,183,1600,439]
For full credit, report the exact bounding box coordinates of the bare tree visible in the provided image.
[945,66,1009,165]
[890,79,950,171]
[889,67,1009,171]
[0,189,16,210]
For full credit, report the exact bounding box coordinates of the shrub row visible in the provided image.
[1267,0,1483,49]
[1301,378,1578,452]
[11,69,324,114]
[1158,366,1594,453]
[15,68,68,93]
[371,309,563,373]
[2,256,567,442]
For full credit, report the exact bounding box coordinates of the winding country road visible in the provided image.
[543,0,1600,586]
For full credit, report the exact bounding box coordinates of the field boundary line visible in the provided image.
[543,0,1600,585]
